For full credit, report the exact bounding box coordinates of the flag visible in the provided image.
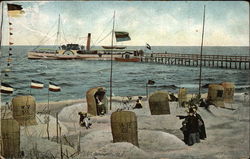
[115,31,131,42]
[146,43,151,50]
[147,80,155,85]
[31,80,44,89]
[7,3,25,17]
[49,82,61,92]
[1,83,14,94]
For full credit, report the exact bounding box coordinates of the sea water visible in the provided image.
[0,45,249,103]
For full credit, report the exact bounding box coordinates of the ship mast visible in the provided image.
[110,11,115,110]
[198,5,206,96]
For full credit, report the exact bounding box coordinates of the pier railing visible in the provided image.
[141,53,250,70]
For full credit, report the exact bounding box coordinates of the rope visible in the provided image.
[60,18,70,44]
[92,16,113,46]
[32,21,57,50]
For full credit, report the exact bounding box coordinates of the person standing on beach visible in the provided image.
[193,108,207,140]
[186,108,200,146]
[133,96,143,109]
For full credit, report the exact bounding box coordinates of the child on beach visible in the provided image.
[133,96,143,109]
[78,112,92,129]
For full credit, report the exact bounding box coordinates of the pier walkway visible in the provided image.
[140,53,250,70]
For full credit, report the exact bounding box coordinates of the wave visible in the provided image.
[150,84,179,89]
[58,82,74,87]
[235,85,250,90]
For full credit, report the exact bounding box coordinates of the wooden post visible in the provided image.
[60,126,63,159]
[46,115,50,140]
[56,112,59,143]
[77,131,81,154]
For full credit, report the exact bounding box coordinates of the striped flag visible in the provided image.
[31,80,44,89]
[7,3,25,17]
[49,82,61,92]
[115,31,131,42]
[1,83,14,94]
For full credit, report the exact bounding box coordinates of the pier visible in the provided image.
[141,53,250,70]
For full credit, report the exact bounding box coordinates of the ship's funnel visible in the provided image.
[86,33,91,51]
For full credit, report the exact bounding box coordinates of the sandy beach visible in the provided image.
[13,92,249,159]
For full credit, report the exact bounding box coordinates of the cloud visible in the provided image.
[2,1,249,46]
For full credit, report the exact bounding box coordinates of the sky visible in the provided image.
[0,1,249,46]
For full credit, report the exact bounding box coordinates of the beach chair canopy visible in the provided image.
[111,111,139,147]
[1,119,20,158]
[86,87,108,116]
[11,95,37,126]
[149,91,170,115]
[207,84,225,107]
[221,82,235,103]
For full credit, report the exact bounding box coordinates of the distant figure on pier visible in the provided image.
[133,96,143,109]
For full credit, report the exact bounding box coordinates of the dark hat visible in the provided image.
[188,108,194,113]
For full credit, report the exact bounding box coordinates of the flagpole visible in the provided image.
[110,11,115,110]
[198,5,206,96]
[0,2,4,49]
[48,87,50,113]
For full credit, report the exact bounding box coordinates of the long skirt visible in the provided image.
[188,132,200,146]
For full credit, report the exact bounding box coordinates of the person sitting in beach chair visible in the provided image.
[94,88,107,115]
[133,96,143,109]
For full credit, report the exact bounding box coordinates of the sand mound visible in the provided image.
[59,103,87,122]
[139,130,186,151]
[93,142,151,159]
[138,114,182,130]
[21,114,68,137]
[80,129,113,155]
[21,136,77,158]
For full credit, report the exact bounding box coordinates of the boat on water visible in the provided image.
[102,46,126,49]
[27,15,144,61]
[114,52,141,62]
